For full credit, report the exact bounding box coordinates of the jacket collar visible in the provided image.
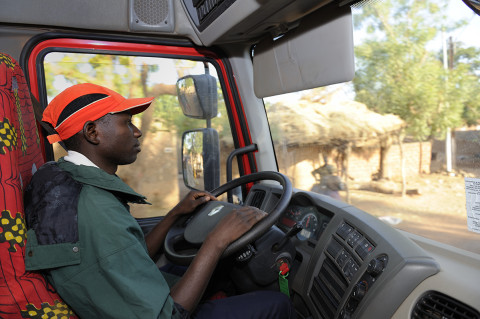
[64,150,98,168]
[57,158,149,205]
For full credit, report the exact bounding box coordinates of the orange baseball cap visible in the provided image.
[42,83,154,144]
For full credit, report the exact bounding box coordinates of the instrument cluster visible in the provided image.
[279,202,332,241]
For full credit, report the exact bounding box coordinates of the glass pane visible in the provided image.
[44,53,235,218]
[265,0,480,254]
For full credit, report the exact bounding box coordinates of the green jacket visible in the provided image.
[24,159,184,319]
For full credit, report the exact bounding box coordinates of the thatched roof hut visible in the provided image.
[268,99,407,200]
[268,99,405,148]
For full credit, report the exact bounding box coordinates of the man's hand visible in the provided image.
[209,206,267,249]
[145,190,216,258]
[170,190,217,217]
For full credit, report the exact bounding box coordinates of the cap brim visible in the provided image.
[110,97,154,115]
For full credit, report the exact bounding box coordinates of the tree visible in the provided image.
[454,45,480,126]
[353,0,480,142]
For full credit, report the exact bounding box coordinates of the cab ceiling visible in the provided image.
[0,0,347,46]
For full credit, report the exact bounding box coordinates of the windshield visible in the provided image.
[265,0,480,254]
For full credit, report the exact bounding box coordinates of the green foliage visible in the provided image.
[44,54,143,97]
[353,0,480,141]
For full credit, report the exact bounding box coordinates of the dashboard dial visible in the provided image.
[297,212,318,240]
[281,206,302,228]
[280,203,331,241]
[285,207,302,219]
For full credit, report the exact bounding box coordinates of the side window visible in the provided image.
[43,53,236,218]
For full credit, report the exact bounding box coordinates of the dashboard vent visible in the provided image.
[310,257,348,318]
[250,190,266,209]
[412,291,480,319]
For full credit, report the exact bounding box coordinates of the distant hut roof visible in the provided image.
[268,100,405,148]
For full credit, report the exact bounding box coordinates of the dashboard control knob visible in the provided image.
[367,257,385,277]
[351,281,367,301]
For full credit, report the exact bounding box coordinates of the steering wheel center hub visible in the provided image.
[184,201,240,245]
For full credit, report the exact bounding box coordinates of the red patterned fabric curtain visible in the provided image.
[0,52,77,319]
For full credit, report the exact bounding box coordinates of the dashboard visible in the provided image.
[245,183,480,319]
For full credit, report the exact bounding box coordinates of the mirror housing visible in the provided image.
[176,74,218,119]
[182,128,220,191]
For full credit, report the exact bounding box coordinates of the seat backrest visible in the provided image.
[0,53,77,318]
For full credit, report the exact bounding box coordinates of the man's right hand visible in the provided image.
[207,206,267,251]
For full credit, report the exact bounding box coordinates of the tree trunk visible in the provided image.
[121,65,177,191]
[419,141,423,174]
[378,136,392,180]
[345,143,351,204]
[397,133,406,197]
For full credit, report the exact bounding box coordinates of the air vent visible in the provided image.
[310,257,348,318]
[250,190,266,209]
[412,291,480,319]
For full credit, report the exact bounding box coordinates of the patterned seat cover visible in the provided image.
[0,53,77,319]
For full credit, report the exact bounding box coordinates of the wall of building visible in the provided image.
[348,142,432,182]
[277,141,432,191]
[432,130,480,173]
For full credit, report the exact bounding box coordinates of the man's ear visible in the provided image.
[83,121,100,145]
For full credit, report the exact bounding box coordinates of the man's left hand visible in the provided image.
[171,190,217,217]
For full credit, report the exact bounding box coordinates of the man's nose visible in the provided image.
[133,124,142,138]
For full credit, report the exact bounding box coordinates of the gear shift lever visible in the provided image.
[272,224,303,252]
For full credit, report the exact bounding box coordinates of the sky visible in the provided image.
[447,0,480,47]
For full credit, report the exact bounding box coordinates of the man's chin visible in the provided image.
[118,156,139,166]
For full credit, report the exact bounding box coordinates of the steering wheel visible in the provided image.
[164,171,292,265]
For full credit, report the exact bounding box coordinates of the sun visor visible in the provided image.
[253,4,355,98]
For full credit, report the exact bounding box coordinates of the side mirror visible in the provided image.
[182,128,220,191]
[176,74,218,119]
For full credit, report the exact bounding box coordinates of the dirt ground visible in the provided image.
[344,172,480,254]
